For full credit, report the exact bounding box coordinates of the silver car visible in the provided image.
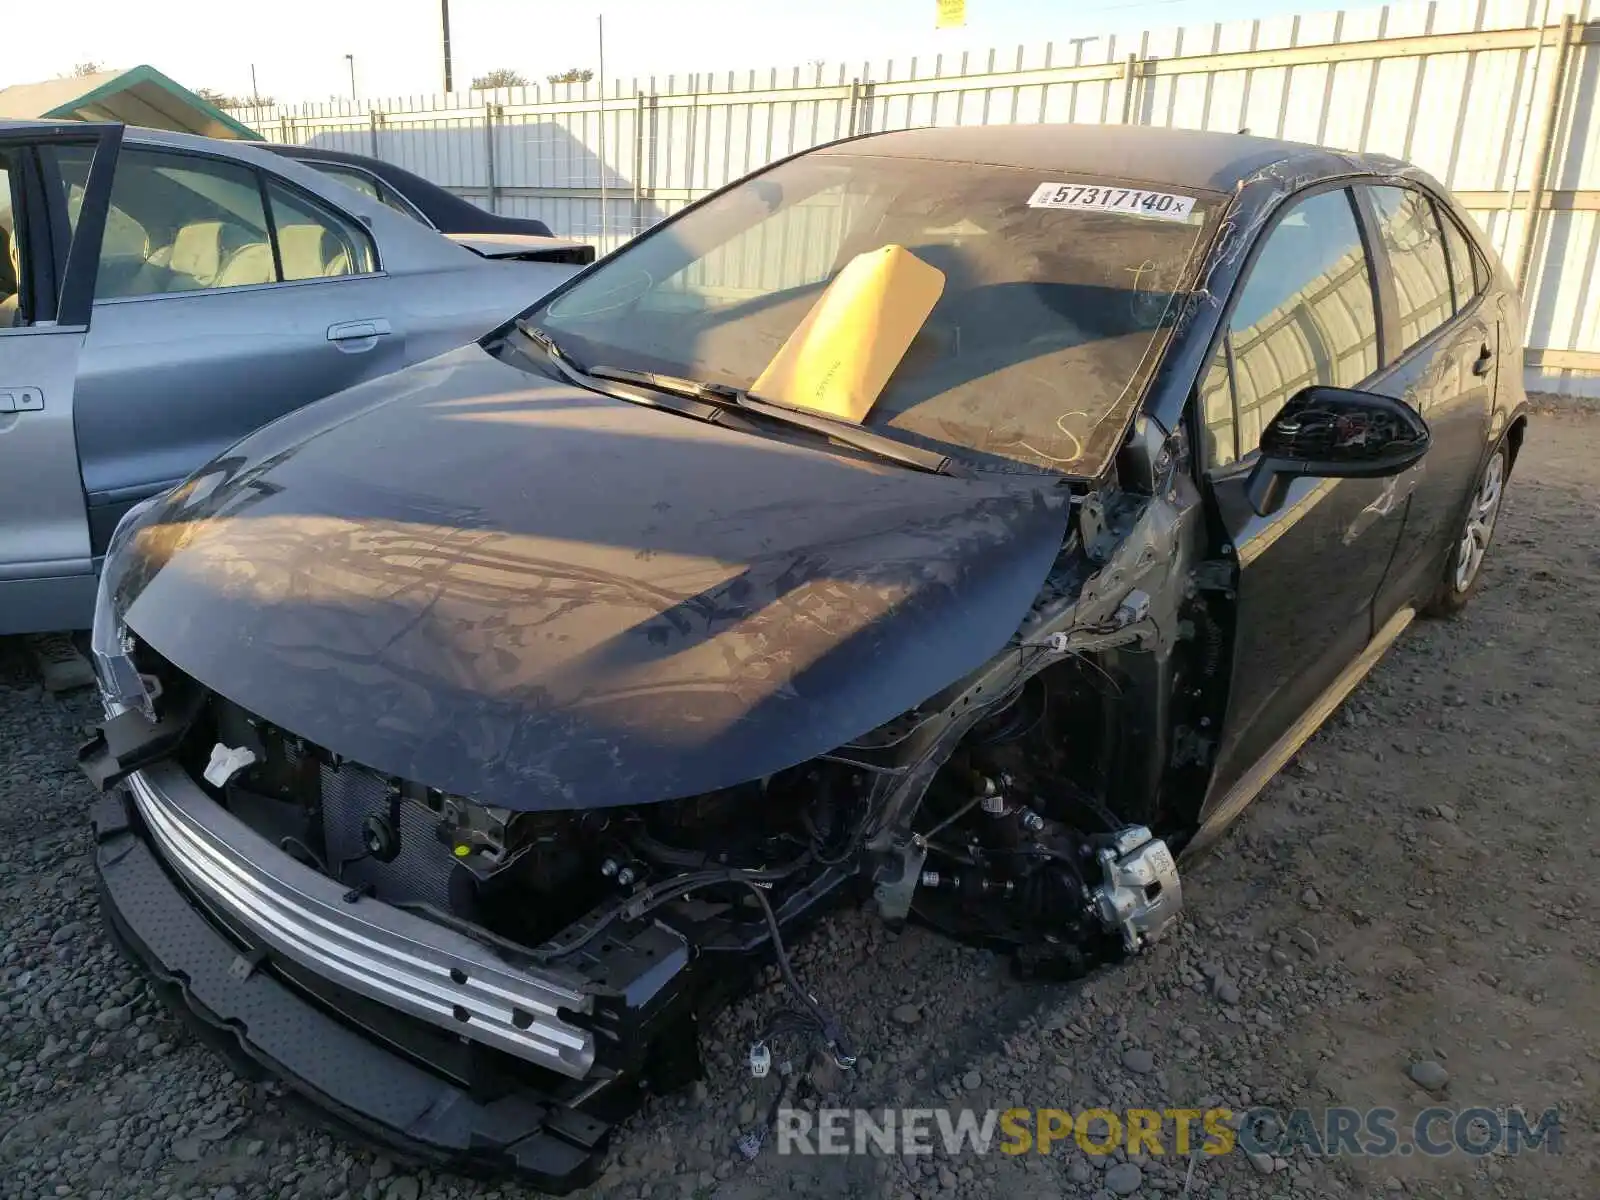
[0,120,582,634]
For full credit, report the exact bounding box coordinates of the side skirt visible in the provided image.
[1184,605,1415,858]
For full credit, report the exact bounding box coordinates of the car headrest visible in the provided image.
[168,222,227,286]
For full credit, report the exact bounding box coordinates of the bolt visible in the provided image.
[616,866,636,887]
[600,858,619,878]
[1019,808,1045,832]
[920,870,943,888]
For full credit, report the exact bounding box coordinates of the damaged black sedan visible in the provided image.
[82,124,1527,1190]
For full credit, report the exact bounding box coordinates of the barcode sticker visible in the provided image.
[1027,182,1197,221]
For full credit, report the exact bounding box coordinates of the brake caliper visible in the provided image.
[1091,825,1182,952]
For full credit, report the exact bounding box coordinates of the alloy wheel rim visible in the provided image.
[1453,451,1504,593]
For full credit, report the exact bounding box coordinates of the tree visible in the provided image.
[194,87,274,110]
[547,68,594,85]
[72,62,105,76]
[472,67,529,90]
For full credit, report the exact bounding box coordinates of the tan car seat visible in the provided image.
[213,242,276,288]
[163,222,228,289]
[277,224,350,279]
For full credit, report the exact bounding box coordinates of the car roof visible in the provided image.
[818,124,1406,195]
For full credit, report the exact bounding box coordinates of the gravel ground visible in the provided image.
[2,412,1596,1200]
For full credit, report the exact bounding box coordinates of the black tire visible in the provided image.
[1423,441,1509,618]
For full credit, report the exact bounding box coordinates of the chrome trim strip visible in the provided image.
[126,761,596,1078]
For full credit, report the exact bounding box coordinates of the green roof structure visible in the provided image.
[0,65,261,139]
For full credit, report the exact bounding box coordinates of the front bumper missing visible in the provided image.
[91,792,613,1191]
[121,761,596,1078]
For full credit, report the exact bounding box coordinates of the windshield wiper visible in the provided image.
[513,322,724,421]
[587,364,959,477]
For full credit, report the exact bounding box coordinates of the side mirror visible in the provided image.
[1245,385,1430,517]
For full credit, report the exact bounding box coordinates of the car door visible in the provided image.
[0,123,119,635]
[1357,184,1495,620]
[1195,185,1410,806]
[67,144,412,551]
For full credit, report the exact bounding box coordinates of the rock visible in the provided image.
[49,922,84,946]
[1248,1151,1275,1174]
[962,1069,982,1091]
[215,1188,239,1200]
[370,1157,393,1180]
[172,1138,203,1163]
[1269,947,1292,967]
[1103,1161,1143,1195]
[1289,928,1319,956]
[93,1006,130,1032]
[1068,1158,1095,1184]
[1408,1061,1450,1091]
[1300,887,1321,909]
[386,1179,421,1200]
[1121,1048,1155,1074]
[891,1004,921,1026]
[1434,803,1458,821]
[1213,977,1241,1006]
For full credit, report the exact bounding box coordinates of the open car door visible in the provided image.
[0,122,121,634]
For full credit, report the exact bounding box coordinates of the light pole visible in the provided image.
[441,0,454,94]
[344,54,356,103]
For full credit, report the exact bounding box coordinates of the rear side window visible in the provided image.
[307,161,428,224]
[265,179,377,279]
[1204,187,1379,463]
[1367,186,1453,354]
[94,150,276,297]
[85,149,378,299]
[1436,206,1482,312]
[311,163,382,201]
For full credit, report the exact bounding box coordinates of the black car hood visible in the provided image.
[113,343,1073,811]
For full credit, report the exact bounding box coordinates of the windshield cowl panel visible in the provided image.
[528,154,1220,477]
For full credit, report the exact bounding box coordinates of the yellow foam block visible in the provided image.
[750,244,945,424]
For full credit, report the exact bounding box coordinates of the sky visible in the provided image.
[7,0,1372,107]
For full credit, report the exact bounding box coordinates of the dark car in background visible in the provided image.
[83,124,1526,1191]
[265,143,595,265]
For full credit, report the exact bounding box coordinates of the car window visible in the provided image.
[1436,205,1481,313]
[311,163,381,201]
[92,149,276,298]
[1198,349,1237,468]
[306,161,427,224]
[10,143,108,324]
[264,179,377,280]
[1367,185,1454,354]
[0,153,25,326]
[1217,188,1379,460]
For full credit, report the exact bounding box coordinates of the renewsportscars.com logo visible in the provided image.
[772,1106,1563,1158]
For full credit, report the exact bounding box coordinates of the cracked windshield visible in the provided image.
[533,150,1217,473]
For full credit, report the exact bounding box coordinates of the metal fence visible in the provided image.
[234,0,1600,396]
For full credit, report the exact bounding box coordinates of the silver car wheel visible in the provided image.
[1453,449,1505,593]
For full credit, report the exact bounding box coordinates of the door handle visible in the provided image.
[0,387,43,412]
[1471,344,1494,377]
[327,318,392,342]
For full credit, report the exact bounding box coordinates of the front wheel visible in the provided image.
[1423,443,1508,618]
